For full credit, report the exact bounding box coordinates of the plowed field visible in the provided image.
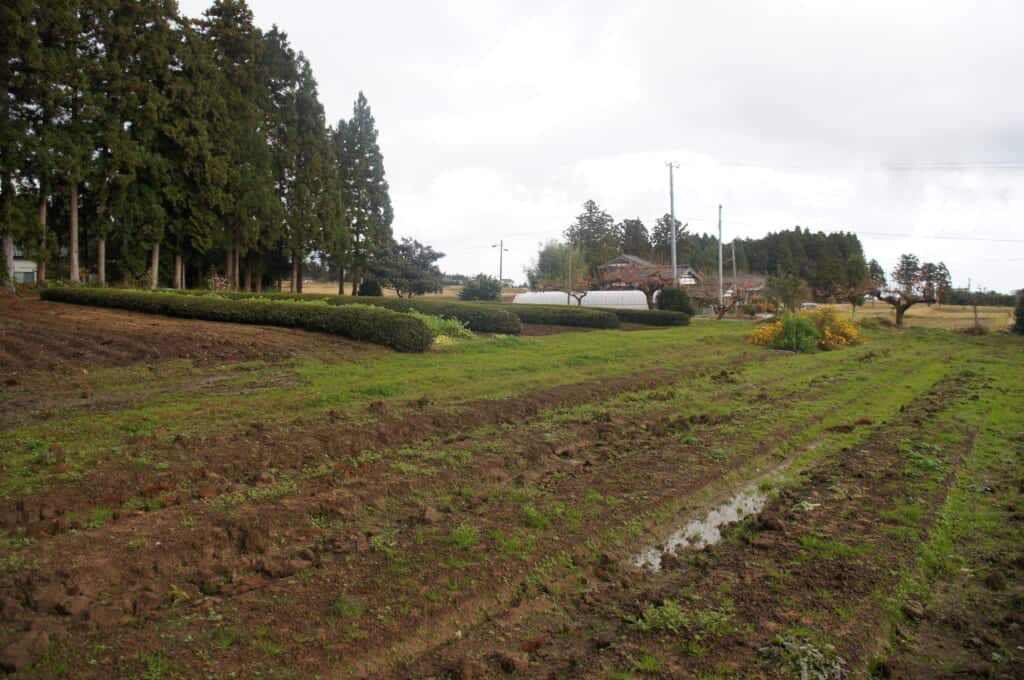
[1,295,1021,679]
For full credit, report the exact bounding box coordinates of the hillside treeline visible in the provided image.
[1,0,393,293]
[551,200,871,295]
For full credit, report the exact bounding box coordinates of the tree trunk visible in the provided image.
[232,240,240,291]
[150,242,160,289]
[38,196,47,282]
[255,276,262,293]
[244,261,252,292]
[338,266,345,295]
[69,182,79,282]
[351,267,360,297]
[225,245,234,288]
[174,254,183,289]
[297,259,303,293]
[895,305,906,327]
[97,237,106,286]
[3,233,15,295]
[290,258,299,293]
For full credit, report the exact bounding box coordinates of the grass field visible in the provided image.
[292,282,1014,329]
[1,294,1021,678]
[822,299,1014,331]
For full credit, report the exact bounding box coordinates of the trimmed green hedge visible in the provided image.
[491,304,620,329]
[41,288,433,352]
[599,308,691,326]
[162,290,522,335]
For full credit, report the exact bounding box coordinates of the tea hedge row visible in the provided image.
[162,290,522,335]
[40,288,434,352]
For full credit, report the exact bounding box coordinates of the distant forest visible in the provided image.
[555,200,872,297]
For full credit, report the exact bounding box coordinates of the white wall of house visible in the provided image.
[13,258,37,284]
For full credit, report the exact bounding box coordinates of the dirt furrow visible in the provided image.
[0,346,936,677]
[400,371,976,679]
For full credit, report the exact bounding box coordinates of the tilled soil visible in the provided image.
[402,373,983,679]
[0,318,1019,679]
[0,296,379,378]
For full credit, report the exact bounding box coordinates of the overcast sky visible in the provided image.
[181,0,1024,292]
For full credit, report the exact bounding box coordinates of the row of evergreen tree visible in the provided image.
[558,200,872,295]
[1,0,393,293]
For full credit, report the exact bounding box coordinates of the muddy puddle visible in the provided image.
[632,486,768,570]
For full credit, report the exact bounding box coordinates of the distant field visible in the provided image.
[289,281,528,302]
[821,300,1014,331]
[288,286,1015,327]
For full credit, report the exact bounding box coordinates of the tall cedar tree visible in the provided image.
[95,0,179,287]
[201,0,278,290]
[616,218,652,257]
[158,19,231,288]
[1,1,35,292]
[334,92,393,295]
[563,200,617,278]
[282,54,339,291]
[651,213,687,265]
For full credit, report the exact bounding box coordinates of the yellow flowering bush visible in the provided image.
[747,307,861,351]
[811,307,861,350]
[748,320,783,346]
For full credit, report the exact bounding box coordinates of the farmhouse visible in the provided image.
[597,254,702,288]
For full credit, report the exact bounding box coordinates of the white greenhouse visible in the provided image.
[512,290,650,310]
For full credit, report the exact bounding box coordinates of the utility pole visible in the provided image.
[666,162,679,285]
[717,204,724,306]
[491,240,508,288]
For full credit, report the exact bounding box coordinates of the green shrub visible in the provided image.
[496,304,620,329]
[157,289,522,335]
[656,287,695,315]
[459,274,503,301]
[357,278,383,296]
[41,288,433,352]
[602,308,690,326]
[770,313,820,352]
[404,310,473,339]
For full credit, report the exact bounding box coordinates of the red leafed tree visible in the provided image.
[599,263,674,310]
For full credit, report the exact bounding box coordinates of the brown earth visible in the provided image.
[401,374,990,679]
[0,295,381,379]
[0,337,942,677]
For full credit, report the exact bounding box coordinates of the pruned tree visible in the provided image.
[599,262,674,310]
[875,253,945,326]
[374,237,444,298]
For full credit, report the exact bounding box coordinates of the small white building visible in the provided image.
[12,246,37,284]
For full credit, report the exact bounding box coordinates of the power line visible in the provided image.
[674,161,1024,172]
[676,216,1024,243]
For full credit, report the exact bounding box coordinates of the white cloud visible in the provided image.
[178,0,1024,291]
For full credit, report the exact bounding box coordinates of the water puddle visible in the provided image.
[632,486,768,571]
